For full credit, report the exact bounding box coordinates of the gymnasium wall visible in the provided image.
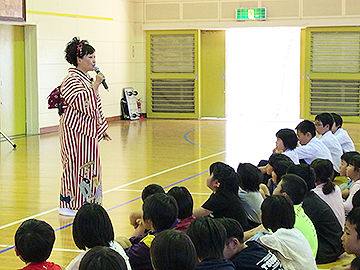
[20,0,360,129]
[25,0,142,129]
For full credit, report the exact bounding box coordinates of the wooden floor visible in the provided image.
[1,118,359,269]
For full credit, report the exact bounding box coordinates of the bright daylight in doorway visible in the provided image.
[225,27,302,167]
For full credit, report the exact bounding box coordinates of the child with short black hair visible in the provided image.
[294,119,333,165]
[15,219,62,270]
[187,217,235,270]
[125,193,178,270]
[193,162,249,230]
[167,186,195,232]
[129,184,165,230]
[331,112,356,153]
[150,230,196,270]
[66,203,131,270]
[314,113,342,172]
[218,218,283,270]
[236,163,264,227]
[344,155,360,211]
[79,246,128,270]
[274,128,299,164]
[259,195,317,270]
[339,151,360,199]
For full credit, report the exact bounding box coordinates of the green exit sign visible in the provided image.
[236,8,267,21]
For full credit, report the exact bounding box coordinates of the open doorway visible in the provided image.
[225,27,302,166]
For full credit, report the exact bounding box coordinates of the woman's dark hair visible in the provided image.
[167,186,193,220]
[73,203,114,250]
[350,155,360,172]
[79,246,127,270]
[65,36,95,66]
[186,217,226,261]
[210,162,240,195]
[310,159,335,195]
[237,163,262,192]
[150,230,196,270]
[143,193,178,232]
[15,219,55,263]
[142,184,165,202]
[276,128,298,150]
[261,195,295,232]
[341,151,360,164]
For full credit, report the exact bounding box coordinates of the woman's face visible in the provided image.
[276,137,286,151]
[77,53,96,73]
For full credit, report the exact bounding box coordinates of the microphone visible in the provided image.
[94,66,109,90]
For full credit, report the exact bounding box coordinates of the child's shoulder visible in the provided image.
[21,261,62,270]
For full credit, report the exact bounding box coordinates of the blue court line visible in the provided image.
[183,122,225,152]
[0,169,208,255]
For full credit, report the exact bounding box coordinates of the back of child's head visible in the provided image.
[278,174,308,205]
[79,246,127,270]
[167,186,193,220]
[315,112,334,129]
[186,217,226,261]
[15,219,55,263]
[347,207,360,240]
[150,230,196,270]
[73,203,114,250]
[296,120,316,138]
[287,164,316,191]
[343,152,360,164]
[217,218,244,245]
[331,113,343,128]
[210,162,240,195]
[261,195,295,232]
[273,160,294,180]
[351,255,360,270]
[276,128,298,150]
[350,155,360,172]
[310,158,335,195]
[237,163,262,192]
[142,184,165,202]
[354,190,360,209]
[143,193,178,232]
[268,153,293,167]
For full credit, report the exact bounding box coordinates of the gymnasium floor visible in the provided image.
[0,118,359,269]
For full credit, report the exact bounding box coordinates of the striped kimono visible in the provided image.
[59,68,108,210]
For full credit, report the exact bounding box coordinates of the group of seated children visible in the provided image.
[14,112,360,270]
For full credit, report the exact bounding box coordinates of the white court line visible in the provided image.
[53,248,83,253]
[0,151,225,231]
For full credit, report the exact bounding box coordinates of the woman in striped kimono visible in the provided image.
[58,37,111,216]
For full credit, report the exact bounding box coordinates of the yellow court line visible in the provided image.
[27,10,113,21]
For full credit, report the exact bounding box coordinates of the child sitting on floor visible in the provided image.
[331,113,356,153]
[79,246,128,270]
[344,155,360,212]
[274,128,299,165]
[66,203,131,270]
[338,151,360,199]
[150,229,196,270]
[167,186,195,233]
[15,219,62,270]
[193,162,249,230]
[124,193,178,270]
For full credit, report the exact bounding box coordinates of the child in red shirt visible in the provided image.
[15,219,62,270]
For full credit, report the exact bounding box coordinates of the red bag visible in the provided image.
[47,85,67,115]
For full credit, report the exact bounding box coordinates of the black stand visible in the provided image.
[0,129,16,148]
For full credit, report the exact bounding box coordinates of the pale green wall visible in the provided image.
[0,25,25,136]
